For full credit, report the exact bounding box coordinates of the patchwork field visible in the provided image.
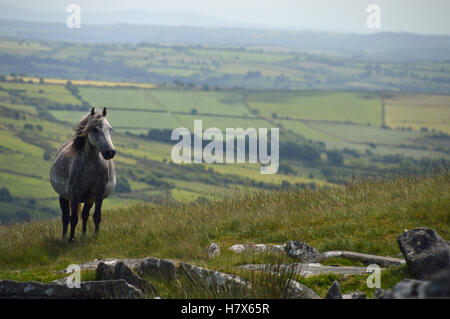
[0,78,449,224]
[246,91,383,125]
[384,94,450,134]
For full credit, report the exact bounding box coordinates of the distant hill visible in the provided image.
[1,19,450,62]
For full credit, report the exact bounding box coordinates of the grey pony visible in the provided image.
[50,107,116,242]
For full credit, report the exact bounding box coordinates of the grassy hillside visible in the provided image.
[0,173,448,298]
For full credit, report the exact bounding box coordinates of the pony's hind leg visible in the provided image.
[69,200,81,242]
[81,203,93,234]
[93,198,103,234]
[59,196,70,239]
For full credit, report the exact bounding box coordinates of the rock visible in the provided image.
[137,257,178,281]
[324,280,342,299]
[59,258,143,273]
[96,262,158,296]
[323,251,405,267]
[207,243,220,259]
[388,279,428,299]
[96,261,115,281]
[372,288,390,299]
[397,227,450,279]
[423,268,450,298]
[229,244,246,253]
[386,268,450,299]
[285,241,324,262]
[342,291,366,299]
[113,262,158,296]
[0,279,144,299]
[284,279,321,299]
[179,262,250,294]
[237,263,371,277]
[229,244,286,254]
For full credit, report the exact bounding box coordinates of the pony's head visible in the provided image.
[73,107,116,160]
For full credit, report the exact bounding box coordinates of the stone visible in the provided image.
[96,261,158,296]
[179,262,250,293]
[386,268,450,299]
[0,279,144,299]
[236,263,371,277]
[229,244,246,253]
[229,244,286,254]
[342,291,366,299]
[397,227,450,279]
[323,251,405,267]
[59,258,143,273]
[137,257,178,281]
[96,261,115,281]
[113,262,158,296]
[372,288,390,299]
[285,241,324,262]
[207,243,220,259]
[324,280,342,299]
[284,279,321,299]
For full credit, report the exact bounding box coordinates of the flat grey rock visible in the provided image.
[236,263,373,277]
[323,251,405,267]
[0,279,144,299]
[229,244,286,254]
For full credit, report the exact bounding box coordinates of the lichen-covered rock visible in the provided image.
[0,279,144,299]
[285,241,324,262]
[207,243,220,259]
[96,261,158,296]
[397,227,450,279]
[229,244,286,254]
[137,257,178,281]
[179,262,251,294]
[284,279,321,299]
[386,268,450,299]
[342,291,366,299]
[324,280,342,299]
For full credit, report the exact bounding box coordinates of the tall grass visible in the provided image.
[0,173,448,296]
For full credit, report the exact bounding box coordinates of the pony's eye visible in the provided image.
[92,127,99,132]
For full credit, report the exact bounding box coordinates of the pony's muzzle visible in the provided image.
[102,149,116,160]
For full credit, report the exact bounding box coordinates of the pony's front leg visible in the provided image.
[93,198,103,234]
[69,200,80,242]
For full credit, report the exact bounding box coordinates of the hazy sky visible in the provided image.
[2,0,450,35]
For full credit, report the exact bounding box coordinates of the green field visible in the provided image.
[0,78,449,224]
[247,91,382,125]
[385,94,450,134]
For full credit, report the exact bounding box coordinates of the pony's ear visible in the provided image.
[90,107,95,116]
[102,107,107,117]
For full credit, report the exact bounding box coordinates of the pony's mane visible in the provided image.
[71,110,104,151]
